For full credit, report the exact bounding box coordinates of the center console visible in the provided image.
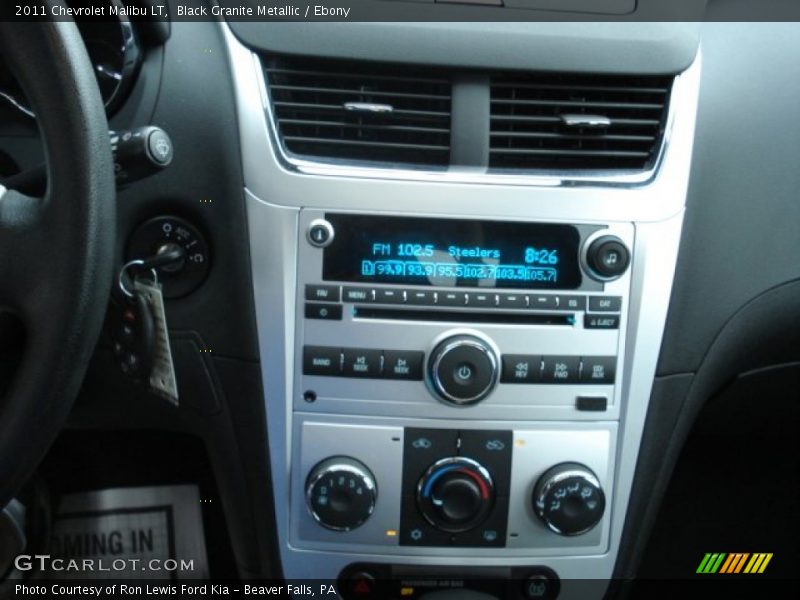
[224,21,702,600]
[294,212,628,558]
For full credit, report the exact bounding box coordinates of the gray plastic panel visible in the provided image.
[228,21,699,75]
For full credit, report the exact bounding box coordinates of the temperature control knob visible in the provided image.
[428,335,499,405]
[417,457,494,533]
[306,457,377,531]
[533,463,605,536]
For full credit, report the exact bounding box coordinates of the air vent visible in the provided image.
[263,55,452,168]
[490,73,672,171]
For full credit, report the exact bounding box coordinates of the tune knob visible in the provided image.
[428,335,499,405]
[306,457,377,531]
[533,463,605,536]
[417,457,494,533]
[585,235,630,281]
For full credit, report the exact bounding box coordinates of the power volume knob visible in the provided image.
[533,462,605,536]
[428,335,499,406]
[306,457,377,531]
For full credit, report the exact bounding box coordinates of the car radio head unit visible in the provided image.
[321,214,584,290]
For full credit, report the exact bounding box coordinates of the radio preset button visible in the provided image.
[529,295,558,310]
[584,314,621,329]
[303,346,342,376]
[305,303,343,320]
[580,357,616,384]
[343,349,383,378]
[407,290,436,305]
[501,355,542,384]
[343,286,375,303]
[383,350,424,380]
[588,296,622,313]
[498,293,527,308]
[468,292,496,307]
[376,288,406,304]
[305,284,341,302]
[439,291,468,307]
[541,356,580,384]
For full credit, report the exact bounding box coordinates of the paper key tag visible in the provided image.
[133,278,179,406]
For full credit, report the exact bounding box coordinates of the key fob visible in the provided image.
[112,289,156,380]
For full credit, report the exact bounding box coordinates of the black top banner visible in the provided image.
[4,0,800,23]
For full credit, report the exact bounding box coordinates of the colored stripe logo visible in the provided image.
[697,553,773,574]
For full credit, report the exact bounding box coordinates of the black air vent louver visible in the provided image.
[490,73,672,171]
[264,55,452,168]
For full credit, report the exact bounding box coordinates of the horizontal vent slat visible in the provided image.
[490,72,672,172]
[264,55,452,168]
[265,67,449,86]
[273,101,450,120]
[492,82,670,94]
[490,131,656,142]
[491,98,665,111]
[283,136,450,152]
[491,114,661,127]
[489,148,651,158]
[279,119,450,134]
[270,84,450,101]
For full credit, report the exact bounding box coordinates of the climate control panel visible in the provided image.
[292,418,614,556]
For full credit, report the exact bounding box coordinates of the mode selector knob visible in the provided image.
[417,457,494,533]
[428,334,499,405]
[533,462,605,536]
[306,457,377,531]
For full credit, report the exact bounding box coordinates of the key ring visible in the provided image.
[118,259,159,298]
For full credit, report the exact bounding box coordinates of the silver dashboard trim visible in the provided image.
[223,19,702,597]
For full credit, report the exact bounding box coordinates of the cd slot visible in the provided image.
[353,306,575,326]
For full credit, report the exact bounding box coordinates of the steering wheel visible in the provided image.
[0,17,115,506]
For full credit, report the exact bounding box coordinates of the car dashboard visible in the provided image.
[1,3,798,599]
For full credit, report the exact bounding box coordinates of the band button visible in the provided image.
[303,346,342,376]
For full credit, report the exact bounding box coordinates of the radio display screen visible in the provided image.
[322,214,582,290]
